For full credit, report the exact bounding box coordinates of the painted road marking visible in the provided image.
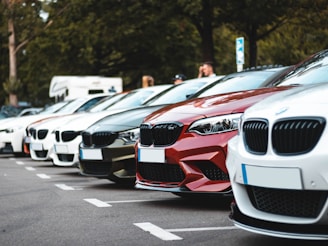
[55,184,75,190]
[36,173,51,179]
[84,198,165,208]
[9,158,16,161]
[84,198,112,207]
[55,184,83,191]
[25,167,36,171]
[104,199,165,204]
[134,222,238,241]
[134,222,183,241]
[167,226,238,232]
[16,161,24,165]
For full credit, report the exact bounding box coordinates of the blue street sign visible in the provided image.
[236,37,244,65]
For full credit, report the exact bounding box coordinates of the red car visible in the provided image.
[135,86,293,197]
[135,49,328,198]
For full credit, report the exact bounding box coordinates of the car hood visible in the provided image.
[28,113,84,131]
[244,83,328,118]
[56,108,133,132]
[143,86,294,124]
[85,105,164,133]
[0,113,72,130]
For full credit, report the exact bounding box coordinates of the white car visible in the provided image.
[28,114,85,160]
[26,92,128,160]
[28,85,173,162]
[0,94,108,155]
[0,100,71,154]
[226,82,328,240]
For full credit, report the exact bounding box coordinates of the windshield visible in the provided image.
[144,80,210,106]
[56,96,105,113]
[38,101,72,115]
[105,90,157,110]
[88,93,127,113]
[192,70,282,98]
[278,65,328,86]
[269,51,328,86]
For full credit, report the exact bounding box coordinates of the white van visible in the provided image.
[49,76,123,102]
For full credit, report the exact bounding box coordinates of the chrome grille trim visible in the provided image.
[243,117,325,155]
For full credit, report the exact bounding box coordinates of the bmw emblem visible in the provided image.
[275,107,288,115]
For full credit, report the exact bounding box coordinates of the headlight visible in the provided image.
[5,125,24,133]
[118,128,140,144]
[187,113,242,135]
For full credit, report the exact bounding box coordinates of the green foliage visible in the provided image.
[3,77,22,94]
[0,0,328,106]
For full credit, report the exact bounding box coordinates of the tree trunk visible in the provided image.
[8,16,18,106]
[248,24,258,68]
[200,0,215,67]
[4,0,18,106]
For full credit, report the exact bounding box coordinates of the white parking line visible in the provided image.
[84,198,112,207]
[84,198,164,208]
[36,173,51,179]
[134,222,183,241]
[25,167,36,171]
[16,161,24,165]
[134,222,238,241]
[104,199,164,204]
[55,184,76,190]
[167,226,238,232]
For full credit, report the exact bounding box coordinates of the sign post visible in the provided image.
[236,37,244,72]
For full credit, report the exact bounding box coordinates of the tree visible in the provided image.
[2,0,44,106]
[1,0,328,107]
[28,0,202,90]
[217,0,295,67]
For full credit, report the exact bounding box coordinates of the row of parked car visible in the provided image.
[2,48,328,240]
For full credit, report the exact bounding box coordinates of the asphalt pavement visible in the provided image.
[0,155,326,246]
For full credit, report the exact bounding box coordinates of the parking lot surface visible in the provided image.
[0,155,326,246]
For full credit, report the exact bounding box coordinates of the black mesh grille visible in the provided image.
[139,122,183,146]
[80,161,112,175]
[139,124,153,145]
[57,154,74,162]
[30,128,37,139]
[35,150,48,158]
[243,120,268,154]
[81,132,92,146]
[137,162,185,182]
[247,186,328,218]
[272,118,325,155]
[55,131,60,142]
[195,161,229,181]
[81,131,117,147]
[243,117,325,155]
[92,131,118,147]
[37,129,48,140]
[61,131,80,142]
